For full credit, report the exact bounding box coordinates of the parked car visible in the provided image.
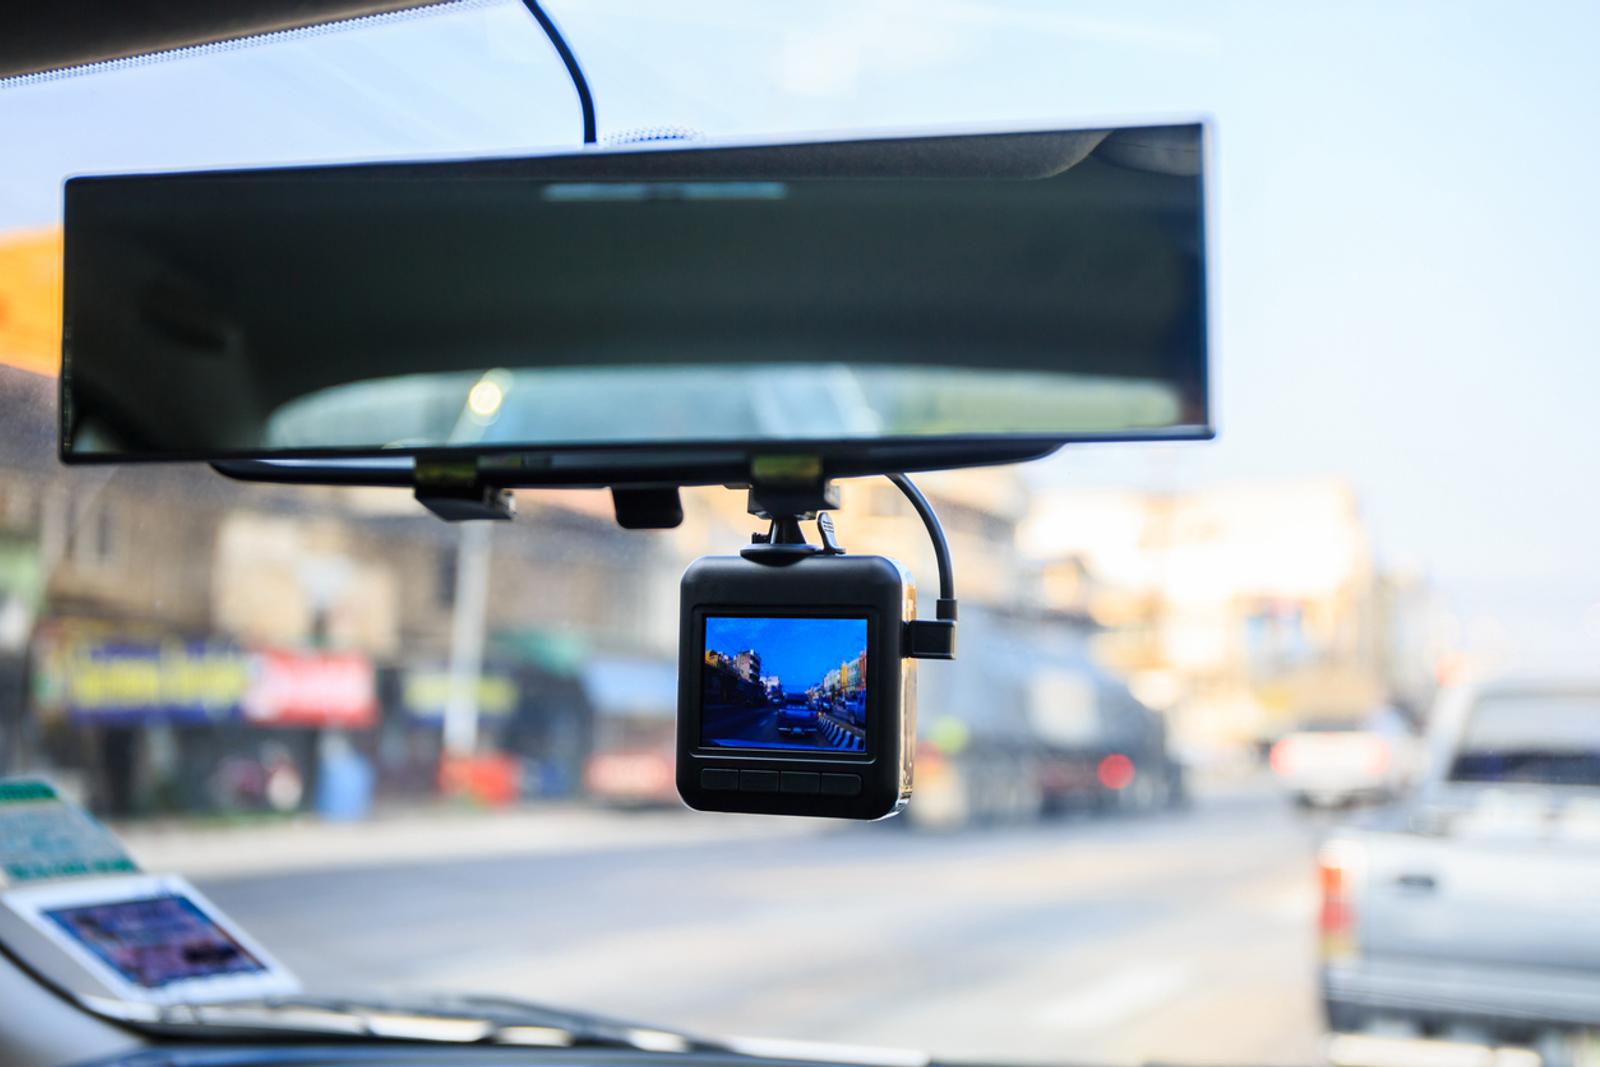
[840,693,866,728]
[1320,678,1600,1058]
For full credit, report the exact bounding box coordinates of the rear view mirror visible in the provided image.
[59,121,1210,486]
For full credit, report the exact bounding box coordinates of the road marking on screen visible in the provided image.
[1032,962,1193,1030]
[820,719,866,750]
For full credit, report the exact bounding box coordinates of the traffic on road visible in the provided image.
[701,617,869,752]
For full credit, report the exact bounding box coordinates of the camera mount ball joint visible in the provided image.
[741,475,957,661]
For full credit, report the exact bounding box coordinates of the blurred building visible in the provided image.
[1021,479,1433,756]
[733,650,762,683]
[0,355,683,813]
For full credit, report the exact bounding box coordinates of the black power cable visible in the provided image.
[520,0,596,144]
[887,473,957,659]
[887,472,958,627]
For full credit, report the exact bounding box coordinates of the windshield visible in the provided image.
[1450,692,1600,788]
[5,3,1600,1067]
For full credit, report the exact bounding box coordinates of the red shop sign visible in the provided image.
[243,650,377,728]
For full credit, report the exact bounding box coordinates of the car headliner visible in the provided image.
[2,1,450,80]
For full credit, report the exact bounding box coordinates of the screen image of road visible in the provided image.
[702,616,868,751]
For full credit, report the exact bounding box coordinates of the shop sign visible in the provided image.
[242,650,377,729]
[401,667,517,723]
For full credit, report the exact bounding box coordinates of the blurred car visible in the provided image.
[580,656,680,807]
[1269,706,1419,808]
[840,693,866,728]
[583,749,677,806]
[1321,678,1600,1051]
[776,695,819,737]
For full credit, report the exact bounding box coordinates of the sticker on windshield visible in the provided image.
[0,779,139,886]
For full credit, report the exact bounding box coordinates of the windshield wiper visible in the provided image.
[137,992,724,1052]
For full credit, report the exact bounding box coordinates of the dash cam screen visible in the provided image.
[702,616,868,752]
[45,894,267,988]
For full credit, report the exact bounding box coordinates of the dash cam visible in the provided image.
[677,551,918,820]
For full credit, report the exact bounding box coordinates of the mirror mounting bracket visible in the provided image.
[413,458,515,522]
[741,459,844,565]
[746,456,840,522]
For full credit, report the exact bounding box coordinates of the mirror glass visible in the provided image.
[60,123,1209,461]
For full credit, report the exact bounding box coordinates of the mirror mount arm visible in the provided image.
[738,464,841,565]
[413,459,515,522]
[745,456,842,523]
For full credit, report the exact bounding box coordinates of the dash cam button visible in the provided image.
[819,773,862,797]
[701,768,740,792]
[739,769,781,793]
[780,771,820,795]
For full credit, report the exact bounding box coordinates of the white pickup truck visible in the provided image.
[1320,679,1600,1059]
[1271,707,1421,809]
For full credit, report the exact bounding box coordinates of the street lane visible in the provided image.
[199,785,1325,1066]
[704,701,786,745]
[705,700,858,749]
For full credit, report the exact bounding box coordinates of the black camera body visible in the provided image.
[677,552,917,820]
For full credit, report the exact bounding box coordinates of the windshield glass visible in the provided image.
[1450,693,1600,787]
[4,3,1600,1067]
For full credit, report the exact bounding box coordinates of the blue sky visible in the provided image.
[706,617,866,690]
[4,0,1600,664]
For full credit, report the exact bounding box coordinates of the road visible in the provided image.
[703,701,859,750]
[197,784,1327,1066]
[703,700,792,746]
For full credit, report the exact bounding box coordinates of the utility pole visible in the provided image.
[443,522,493,755]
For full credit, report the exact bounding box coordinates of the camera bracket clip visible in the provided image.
[740,460,843,565]
[739,463,956,660]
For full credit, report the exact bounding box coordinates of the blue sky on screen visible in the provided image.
[4,0,1600,664]
[705,617,866,690]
